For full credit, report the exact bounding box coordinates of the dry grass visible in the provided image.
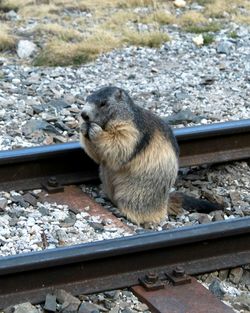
[185,22,221,33]
[1,0,250,66]
[0,24,16,51]
[232,0,250,25]
[34,30,120,66]
[178,11,206,26]
[35,23,83,42]
[203,0,250,24]
[204,0,236,18]
[34,26,170,66]
[142,10,176,25]
[192,0,213,4]
[123,29,170,48]
[19,4,60,18]
[53,0,90,12]
[117,0,158,9]
[104,10,138,30]
[233,14,250,25]
[178,10,221,34]
[0,0,29,12]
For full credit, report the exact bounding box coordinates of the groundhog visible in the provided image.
[79,86,222,225]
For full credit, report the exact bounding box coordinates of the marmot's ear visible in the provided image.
[114,88,124,101]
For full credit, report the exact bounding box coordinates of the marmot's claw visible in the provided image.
[89,122,103,140]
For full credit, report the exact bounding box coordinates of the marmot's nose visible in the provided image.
[81,111,89,121]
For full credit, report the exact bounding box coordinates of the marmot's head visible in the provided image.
[80,86,134,128]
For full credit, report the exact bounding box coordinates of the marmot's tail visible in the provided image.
[168,192,224,215]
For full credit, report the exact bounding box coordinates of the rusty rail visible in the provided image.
[0,217,249,308]
[0,120,249,310]
[0,119,249,191]
[176,119,250,166]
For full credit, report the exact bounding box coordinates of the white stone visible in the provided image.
[12,78,21,84]
[193,35,204,46]
[17,40,37,59]
[174,0,186,8]
[0,109,6,118]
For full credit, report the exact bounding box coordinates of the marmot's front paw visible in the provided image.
[80,120,89,137]
[89,122,103,141]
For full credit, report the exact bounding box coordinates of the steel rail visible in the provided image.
[0,119,249,191]
[0,217,249,308]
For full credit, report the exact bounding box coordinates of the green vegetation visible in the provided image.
[203,33,215,45]
[228,30,238,39]
[185,22,221,33]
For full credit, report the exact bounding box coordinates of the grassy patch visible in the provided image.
[233,13,250,25]
[34,30,120,66]
[19,3,59,18]
[194,0,213,4]
[54,0,90,12]
[34,41,91,66]
[2,0,250,66]
[179,11,206,26]
[185,22,221,33]
[35,24,83,42]
[0,0,28,12]
[141,10,175,25]
[104,10,138,30]
[123,29,170,48]
[178,11,222,34]
[204,0,236,18]
[228,30,238,38]
[117,0,158,9]
[0,24,16,51]
[203,33,214,45]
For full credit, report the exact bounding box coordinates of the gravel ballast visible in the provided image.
[0,24,250,150]
[0,11,249,313]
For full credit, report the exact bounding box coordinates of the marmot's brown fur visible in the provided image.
[79,86,222,225]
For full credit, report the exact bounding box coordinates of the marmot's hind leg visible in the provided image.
[118,205,167,225]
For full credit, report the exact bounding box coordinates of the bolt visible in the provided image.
[48,176,58,187]
[173,266,185,278]
[145,272,158,284]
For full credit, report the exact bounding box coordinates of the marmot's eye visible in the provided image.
[99,101,106,108]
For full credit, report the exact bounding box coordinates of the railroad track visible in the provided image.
[0,119,250,313]
[0,119,249,191]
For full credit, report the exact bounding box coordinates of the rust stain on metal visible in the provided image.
[39,185,133,233]
[132,277,234,313]
[42,176,64,193]
[166,266,192,286]
[139,272,165,291]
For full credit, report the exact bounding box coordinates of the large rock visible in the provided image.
[44,294,57,312]
[216,41,233,55]
[78,302,101,313]
[6,10,19,20]
[209,278,226,299]
[241,269,250,286]
[55,289,80,305]
[229,267,244,284]
[22,119,60,136]
[17,40,37,59]
[164,108,202,125]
